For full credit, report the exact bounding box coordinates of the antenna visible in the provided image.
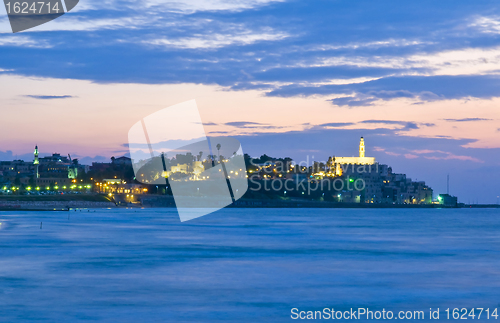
[447,174,449,195]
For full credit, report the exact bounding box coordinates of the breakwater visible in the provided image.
[0,200,116,210]
[139,195,459,208]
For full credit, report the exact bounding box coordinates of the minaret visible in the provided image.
[359,137,365,158]
[34,145,40,179]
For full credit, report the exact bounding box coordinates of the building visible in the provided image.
[0,160,35,186]
[90,156,132,173]
[166,160,206,180]
[309,137,376,178]
[112,156,132,166]
[36,178,74,187]
[340,163,433,204]
[332,137,376,166]
[438,194,458,207]
[0,160,34,174]
[39,153,71,164]
[97,179,148,196]
[32,146,88,183]
[90,162,112,172]
[309,137,434,204]
[323,137,376,177]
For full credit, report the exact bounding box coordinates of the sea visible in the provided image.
[0,208,499,322]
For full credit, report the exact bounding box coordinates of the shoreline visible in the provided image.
[0,196,117,211]
[1,197,498,211]
[0,194,498,211]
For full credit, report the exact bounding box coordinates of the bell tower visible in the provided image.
[359,137,365,158]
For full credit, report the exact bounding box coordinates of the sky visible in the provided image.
[0,0,499,202]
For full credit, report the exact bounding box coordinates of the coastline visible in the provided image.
[1,195,498,211]
[0,194,116,211]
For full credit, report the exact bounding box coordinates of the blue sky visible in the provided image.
[0,0,499,202]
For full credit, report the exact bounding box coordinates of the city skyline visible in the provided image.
[0,1,499,202]
[0,135,495,204]
[0,137,438,207]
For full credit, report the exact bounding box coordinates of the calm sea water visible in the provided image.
[0,208,499,322]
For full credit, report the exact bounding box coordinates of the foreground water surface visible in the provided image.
[0,208,499,322]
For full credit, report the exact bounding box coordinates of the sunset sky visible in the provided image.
[0,0,499,202]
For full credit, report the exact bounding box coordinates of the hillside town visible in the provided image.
[0,138,456,206]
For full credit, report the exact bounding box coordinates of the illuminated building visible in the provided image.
[166,161,205,180]
[330,137,376,176]
[312,137,376,178]
[31,145,88,186]
[437,194,458,207]
[307,137,433,204]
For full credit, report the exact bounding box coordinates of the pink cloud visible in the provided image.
[377,148,483,163]
[411,149,444,154]
[423,154,483,163]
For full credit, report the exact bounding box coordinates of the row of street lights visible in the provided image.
[1,185,92,192]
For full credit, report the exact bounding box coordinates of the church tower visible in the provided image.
[34,145,40,179]
[359,137,365,158]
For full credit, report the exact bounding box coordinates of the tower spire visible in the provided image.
[34,145,40,179]
[359,137,365,158]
